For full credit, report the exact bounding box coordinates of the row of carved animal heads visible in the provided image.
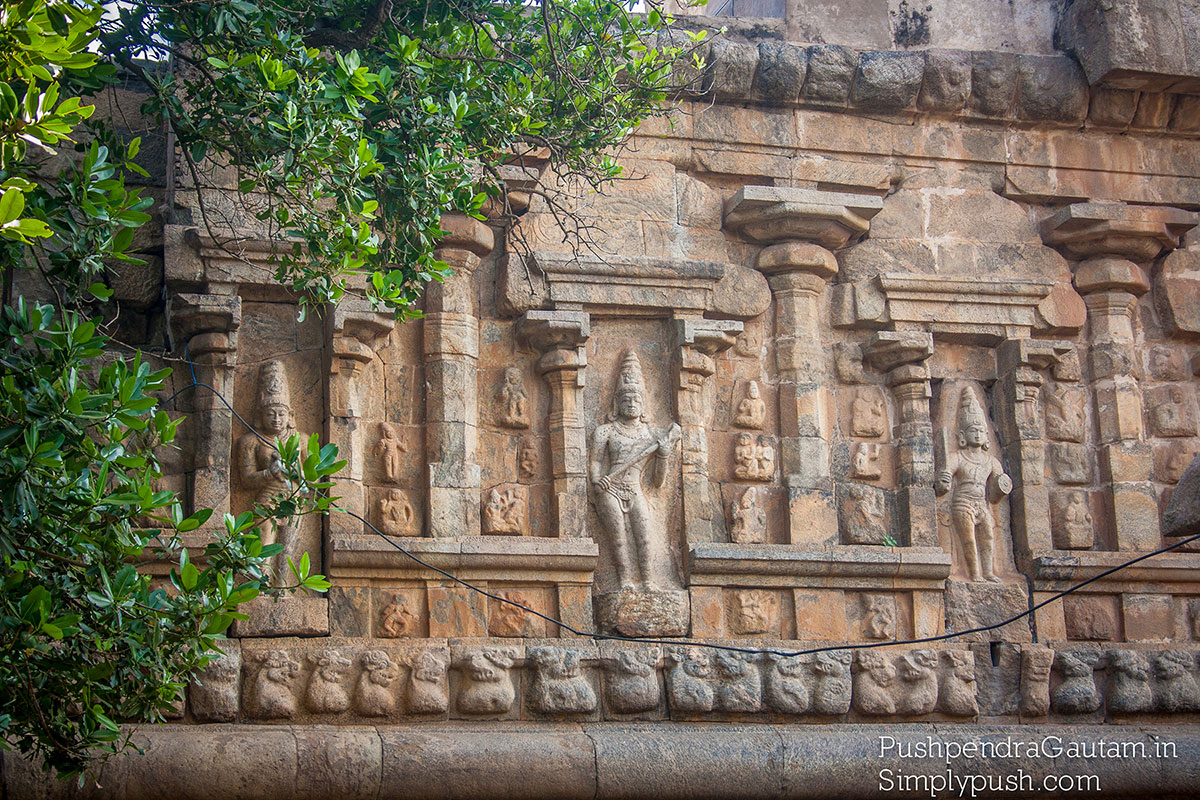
[1050,649,1200,716]
[851,650,979,717]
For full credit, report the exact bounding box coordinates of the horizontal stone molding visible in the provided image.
[327,534,598,582]
[10,723,1200,799]
[1029,551,1200,594]
[688,543,951,589]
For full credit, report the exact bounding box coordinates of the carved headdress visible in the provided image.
[258,360,291,410]
[609,350,648,421]
[956,386,988,449]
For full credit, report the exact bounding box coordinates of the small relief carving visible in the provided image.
[1044,383,1086,443]
[407,649,449,714]
[729,486,767,544]
[374,422,407,483]
[730,590,774,635]
[1051,651,1101,715]
[378,489,416,536]
[852,651,897,716]
[1019,647,1054,717]
[237,361,302,573]
[497,366,530,429]
[896,650,939,715]
[851,387,888,439]
[249,649,301,719]
[528,647,597,715]
[1065,598,1115,641]
[590,350,681,592]
[490,591,539,638]
[1148,386,1198,438]
[604,648,661,714]
[518,437,539,482]
[1049,443,1091,485]
[354,650,400,717]
[1149,345,1187,381]
[1106,650,1153,713]
[811,652,852,715]
[734,433,775,481]
[714,652,762,712]
[834,342,866,384]
[862,594,896,641]
[938,651,978,717]
[734,322,763,358]
[1051,490,1094,550]
[665,647,715,713]
[482,486,527,535]
[764,655,811,715]
[733,381,766,429]
[306,649,352,713]
[189,650,241,722]
[842,483,889,545]
[1152,651,1200,712]
[1159,444,1197,485]
[851,442,882,480]
[935,386,1013,583]
[1052,348,1082,383]
[456,647,518,715]
[379,594,419,638]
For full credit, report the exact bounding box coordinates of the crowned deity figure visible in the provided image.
[590,351,680,591]
[935,387,1012,583]
[237,360,301,575]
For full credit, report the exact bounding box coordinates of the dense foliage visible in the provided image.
[1,0,696,781]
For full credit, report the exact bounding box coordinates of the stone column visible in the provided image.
[863,332,937,547]
[1042,203,1198,551]
[327,300,394,538]
[167,293,241,519]
[723,186,882,547]
[517,310,591,537]
[995,339,1073,560]
[424,215,494,539]
[675,317,742,543]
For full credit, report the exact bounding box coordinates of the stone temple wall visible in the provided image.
[8,2,1200,797]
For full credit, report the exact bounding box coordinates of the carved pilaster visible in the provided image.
[425,214,494,539]
[996,339,1075,562]
[675,318,742,544]
[726,188,882,548]
[167,292,242,519]
[327,300,395,537]
[864,332,936,547]
[517,310,591,537]
[1042,203,1199,552]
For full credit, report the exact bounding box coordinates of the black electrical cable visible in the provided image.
[164,368,1200,659]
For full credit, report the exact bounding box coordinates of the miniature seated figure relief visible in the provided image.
[851,387,887,439]
[379,594,418,638]
[935,387,1012,583]
[851,442,882,480]
[733,380,766,429]
[1150,386,1197,438]
[482,487,526,535]
[378,489,416,536]
[497,366,530,429]
[733,433,775,481]
[237,360,301,575]
[374,422,406,484]
[590,351,680,591]
[729,486,767,544]
[1054,490,1093,550]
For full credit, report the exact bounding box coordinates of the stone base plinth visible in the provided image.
[596,588,689,637]
[231,594,329,637]
[944,580,1032,642]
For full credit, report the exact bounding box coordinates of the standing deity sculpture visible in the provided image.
[590,351,680,591]
[935,386,1012,583]
[374,422,407,483]
[237,360,302,575]
[851,387,888,439]
[497,366,530,429]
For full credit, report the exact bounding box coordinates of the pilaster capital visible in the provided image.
[167,292,242,352]
[1040,202,1197,262]
[723,185,883,250]
[862,331,934,374]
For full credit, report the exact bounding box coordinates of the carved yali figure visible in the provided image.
[354,650,400,717]
[455,647,518,715]
[306,649,352,713]
[938,651,978,717]
[665,647,715,713]
[811,652,852,715]
[1106,650,1153,714]
[895,650,939,715]
[1051,651,1101,715]
[715,652,762,713]
[189,650,241,722]
[1019,647,1053,718]
[935,387,1012,583]
[237,361,302,574]
[407,650,449,714]
[852,651,897,716]
[250,649,300,719]
[1152,651,1200,712]
[764,655,811,715]
[528,647,597,715]
[590,351,680,591]
[605,648,661,714]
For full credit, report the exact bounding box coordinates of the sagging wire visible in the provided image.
[164,369,1200,659]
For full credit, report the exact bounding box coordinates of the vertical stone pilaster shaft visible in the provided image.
[518,310,591,538]
[675,318,742,544]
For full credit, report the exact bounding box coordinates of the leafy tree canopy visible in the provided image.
[1,0,698,780]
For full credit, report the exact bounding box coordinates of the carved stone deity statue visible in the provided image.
[497,366,530,429]
[936,387,1012,583]
[237,360,301,575]
[590,351,680,591]
[374,422,406,483]
[733,381,766,429]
